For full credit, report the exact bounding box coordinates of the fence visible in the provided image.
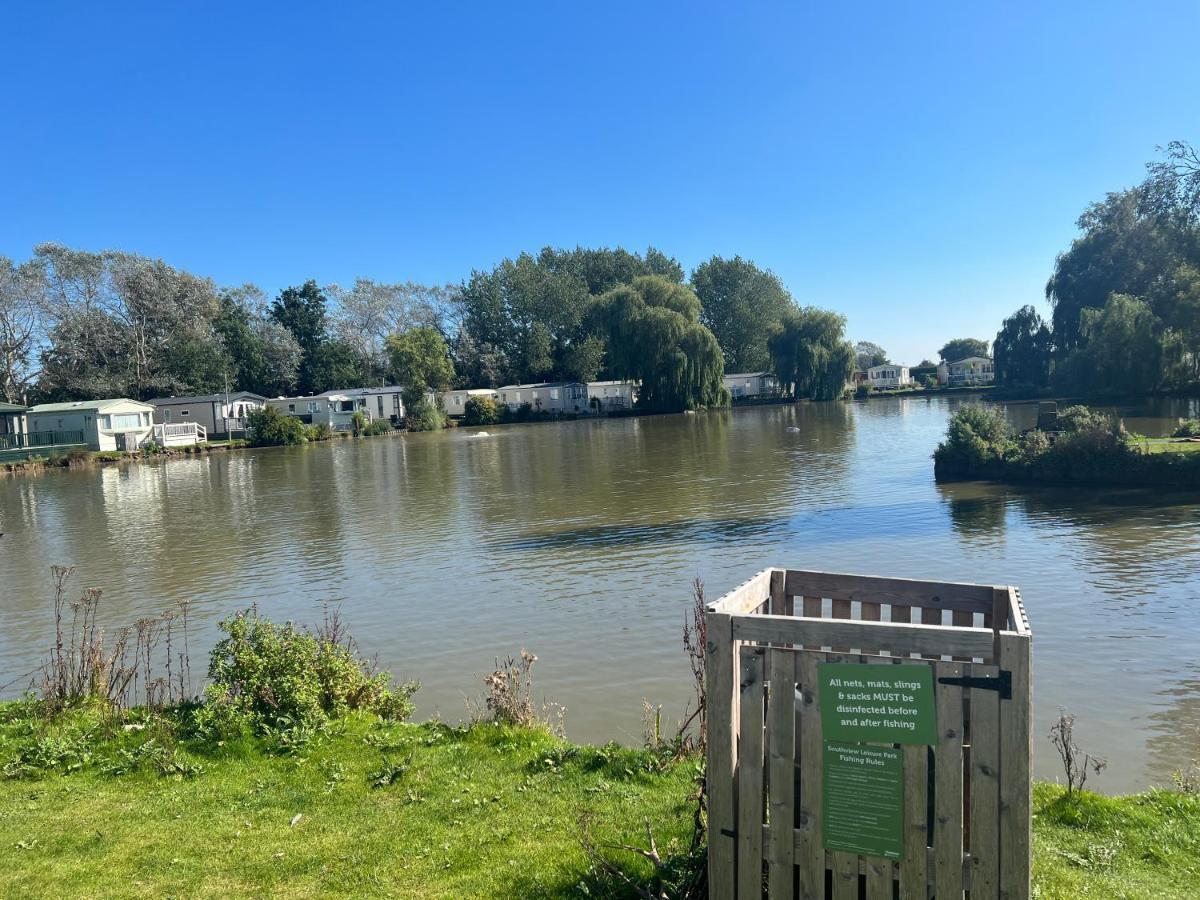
[706,569,1032,899]
[0,429,86,452]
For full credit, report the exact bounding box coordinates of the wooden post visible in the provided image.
[767,649,796,900]
[998,631,1032,900]
[737,647,766,899]
[707,611,737,898]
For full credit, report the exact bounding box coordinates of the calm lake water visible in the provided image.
[1,397,1198,792]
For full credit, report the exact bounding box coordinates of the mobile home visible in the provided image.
[586,380,637,412]
[26,399,160,451]
[149,391,266,439]
[440,388,499,418]
[321,387,405,425]
[496,382,588,414]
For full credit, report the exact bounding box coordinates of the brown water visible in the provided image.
[1,397,1198,792]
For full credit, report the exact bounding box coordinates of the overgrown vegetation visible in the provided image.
[933,402,1200,485]
[246,405,307,446]
[464,394,501,426]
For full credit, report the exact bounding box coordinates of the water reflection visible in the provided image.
[1,398,1198,791]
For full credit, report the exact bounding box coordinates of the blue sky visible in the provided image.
[2,2,1197,364]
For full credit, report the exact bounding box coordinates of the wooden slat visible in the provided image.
[998,632,1032,900]
[831,597,851,654]
[934,661,965,900]
[969,664,1001,900]
[706,612,737,898]
[784,570,994,612]
[738,647,766,899]
[731,614,994,660]
[901,742,930,899]
[865,855,892,900]
[796,650,824,900]
[711,568,776,615]
[951,610,973,662]
[767,649,796,900]
[769,569,792,617]
[832,851,857,900]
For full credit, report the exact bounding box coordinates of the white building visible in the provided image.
[722,372,780,400]
[937,357,995,387]
[26,399,167,451]
[496,382,588,414]
[149,391,266,439]
[587,380,638,413]
[866,364,913,389]
[267,395,361,431]
[321,386,405,425]
[440,388,499,418]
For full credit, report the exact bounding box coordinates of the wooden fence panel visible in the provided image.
[969,665,1001,900]
[796,649,824,900]
[738,646,766,898]
[934,661,965,899]
[999,632,1032,900]
[766,649,796,900]
[706,612,737,898]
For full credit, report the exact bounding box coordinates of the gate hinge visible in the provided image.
[937,669,1011,700]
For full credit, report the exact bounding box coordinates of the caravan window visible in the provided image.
[110,413,143,430]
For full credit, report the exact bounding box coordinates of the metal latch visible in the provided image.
[937,669,1012,699]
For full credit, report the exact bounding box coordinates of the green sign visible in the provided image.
[822,741,904,859]
[818,662,937,745]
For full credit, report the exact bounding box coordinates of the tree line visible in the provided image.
[0,244,858,413]
[994,141,1200,395]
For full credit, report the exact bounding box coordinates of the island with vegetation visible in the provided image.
[934,403,1200,486]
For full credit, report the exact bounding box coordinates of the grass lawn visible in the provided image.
[1,705,1197,898]
[0,709,697,899]
[1133,437,1200,454]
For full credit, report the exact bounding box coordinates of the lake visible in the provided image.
[1,397,1198,792]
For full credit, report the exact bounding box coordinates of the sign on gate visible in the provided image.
[817,662,937,745]
[822,742,905,859]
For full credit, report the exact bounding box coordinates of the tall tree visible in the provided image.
[993,306,1053,388]
[385,326,455,408]
[267,280,371,393]
[937,337,990,362]
[0,256,46,403]
[690,255,794,373]
[215,287,301,396]
[587,276,726,412]
[767,307,855,401]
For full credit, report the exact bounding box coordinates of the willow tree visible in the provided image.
[767,307,855,401]
[587,275,727,412]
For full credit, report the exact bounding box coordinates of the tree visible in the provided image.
[1067,293,1164,395]
[214,287,301,396]
[854,341,889,371]
[938,338,989,363]
[587,276,726,412]
[385,326,455,409]
[271,281,330,394]
[993,305,1053,389]
[0,256,46,403]
[767,307,855,401]
[246,405,307,446]
[691,256,794,373]
[463,395,500,426]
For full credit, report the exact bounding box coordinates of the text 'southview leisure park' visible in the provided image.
[2,3,1199,898]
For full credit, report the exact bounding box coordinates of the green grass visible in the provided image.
[0,706,697,899]
[2,704,1198,898]
[1132,437,1200,454]
[1033,783,1200,898]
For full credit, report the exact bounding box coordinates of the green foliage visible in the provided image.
[245,406,307,446]
[1173,418,1200,437]
[994,305,1053,389]
[855,382,872,399]
[362,418,394,436]
[350,410,368,435]
[691,255,794,373]
[404,397,447,432]
[463,395,500,426]
[305,423,335,442]
[767,307,855,401]
[854,341,889,371]
[937,337,989,363]
[385,326,455,409]
[933,404,1015,475]
[194,609,417,742]
[587,275,727,412]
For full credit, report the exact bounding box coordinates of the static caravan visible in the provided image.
[321,387,405,425]
[496,382,588,414]
[937,356,995,386]
[149,391,266,439]
[440,388,499,418]
[866,364,912,389]
[268,395,362,431]
[26,399,159,451]
[722,372,780,400]
[586,380,637,412]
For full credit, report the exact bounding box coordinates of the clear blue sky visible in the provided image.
[3,2,1197,364]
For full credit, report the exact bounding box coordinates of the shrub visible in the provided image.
[933,403,1014,477]
[246,406,306,446]
[855,383,872,399]
[463,395,500,426]
[194,608,417,741]
[1173,418,1200,438]
[405,398,447,432]
[306,423,335,441]
[363,418,393,436]
[351,410,368,435]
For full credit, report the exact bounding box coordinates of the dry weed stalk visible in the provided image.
[1049,710,1107,794]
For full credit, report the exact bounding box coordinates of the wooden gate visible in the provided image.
[706,569,1031,899]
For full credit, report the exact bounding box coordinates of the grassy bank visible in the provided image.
[0,706,696,899]
[1,704,1197,898]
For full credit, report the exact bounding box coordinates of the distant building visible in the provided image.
[866,364,912,389]
[586,380,637,413]
[439,388,499,418]
[937,357,995,387]
[148,391,267,439]
[496,382,588,414]
[267,394,361,431]
[26,399,164,451]
[320,386,405,425]
[722,372,780,400]
[0,402,27,440]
